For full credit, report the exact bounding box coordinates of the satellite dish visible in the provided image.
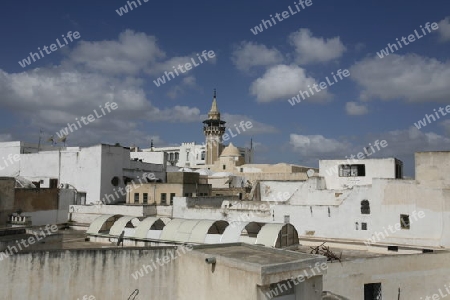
[307,169,315,178]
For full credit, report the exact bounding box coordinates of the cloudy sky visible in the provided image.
[1,0,450,176]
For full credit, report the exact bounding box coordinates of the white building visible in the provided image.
[0,142,166,204]
[132,142,251,169]
[144,153,449,250]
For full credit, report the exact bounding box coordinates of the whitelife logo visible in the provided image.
[153,50,215,87]
[55,102,118,140]
[376,22,439,58]
[18,31,81,68]
[116,0,149,16]
[288,69,350,106]
[250,0,313,35]
[414,105,450,130]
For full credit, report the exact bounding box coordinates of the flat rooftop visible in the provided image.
[194,243,320,266]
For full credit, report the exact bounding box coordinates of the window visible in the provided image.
[169,153,174,161]
[143,193,148,204]
[186,152,190,160]
[170,193,175,205]
[240,168,243,172]
[223,165,226,170]
[362,222,367,230]
[201,151,205,160]
[361,200,370,214]
[134,193,139,203]
[339,164,366,177]
[387,246,398,252]
[49,179,58,188]
[175,152,179,160]
[364,283,382,300]
[161,193,167,205]
[400,214,410,229]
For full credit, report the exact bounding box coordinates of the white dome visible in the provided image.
[220,143,240,157]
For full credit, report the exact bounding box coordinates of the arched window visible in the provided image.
[201,151,205,160]
[361,200,370,214]
[169,153,174,161]
[175,152,179,160]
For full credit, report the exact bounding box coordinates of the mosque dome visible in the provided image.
[220,143,240,157]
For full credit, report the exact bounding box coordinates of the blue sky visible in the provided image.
[1,0,450,176]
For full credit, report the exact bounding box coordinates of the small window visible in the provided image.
[161,193,167,205]
[364,283,382,300]
[387,246,398,252]
[201,151,205,160]
[40,179,44,184]
[222,165,226,170]
[49,179,58,188]
[362,222,367,230]
[240,168,243,172]
[134,193,139,203]
[339,164,366,177]
[143,193,148,204]
[400,214,410,229]
[170,193,175,205]
[361,200,370,214]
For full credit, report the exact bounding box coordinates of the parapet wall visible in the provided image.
[0,247,177,300]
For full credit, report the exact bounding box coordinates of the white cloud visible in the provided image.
[290,134,351,158]
[0,30,225,148]
[438,17,450,42]
[70,30,165,75]
[350,54,450,102]
[231,41,283,71]
[290,127,450,164]
[345,102,368,115]
[222,113,278,135]
[249,64,331,103]
[166,76,198,99]
[289,28,346,64]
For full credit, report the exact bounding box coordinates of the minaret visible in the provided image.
[203,89,226,165]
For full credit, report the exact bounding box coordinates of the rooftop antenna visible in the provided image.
[58,135,67,147]
[47,135,56,146]
[37,128,43,151]
[250,138,253,164]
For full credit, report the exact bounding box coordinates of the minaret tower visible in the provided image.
[203,89,226,165]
